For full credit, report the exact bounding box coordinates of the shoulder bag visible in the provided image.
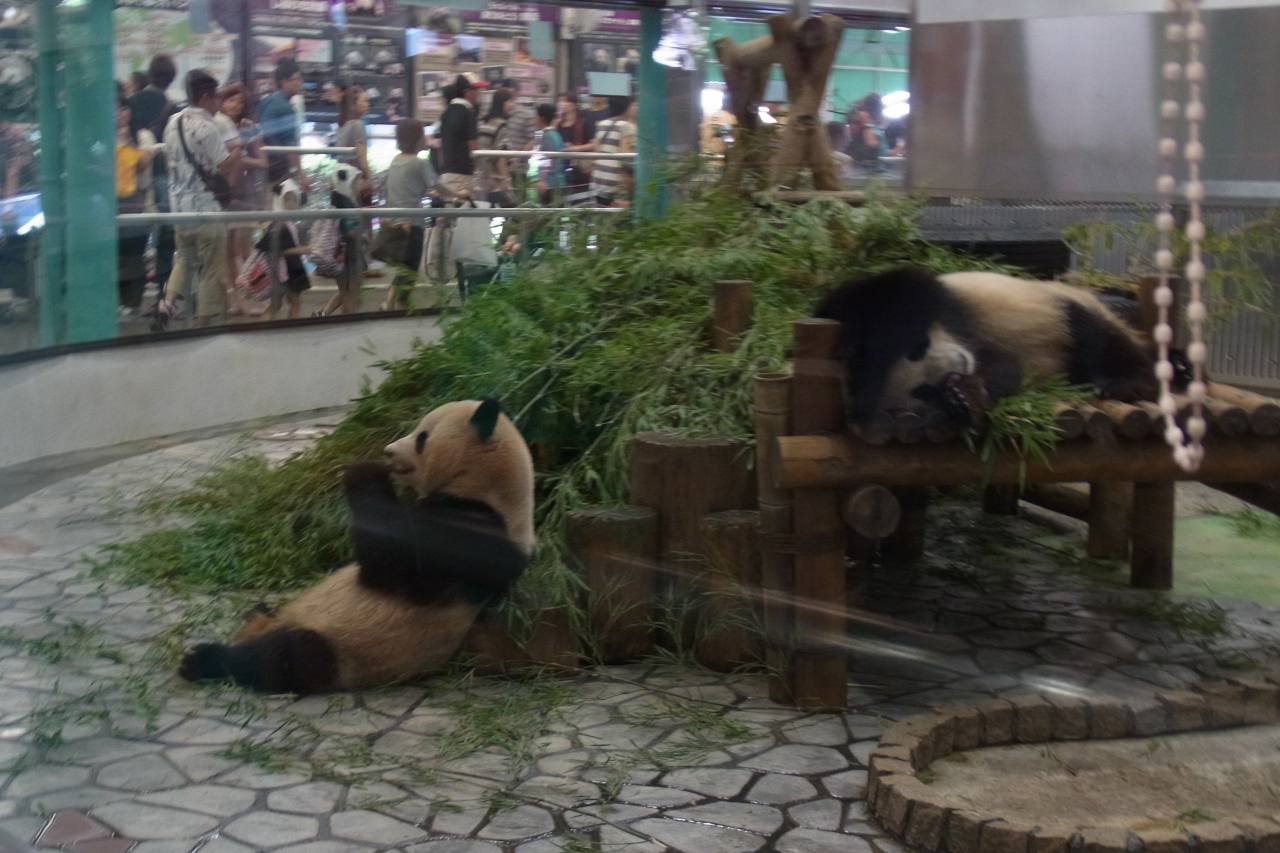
[178,116,235,209]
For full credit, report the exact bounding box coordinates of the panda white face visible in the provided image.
[880,328,976,410]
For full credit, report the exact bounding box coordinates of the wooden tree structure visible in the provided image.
[713,12,845,192]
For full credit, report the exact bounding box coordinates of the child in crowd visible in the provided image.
[261,175,312,320]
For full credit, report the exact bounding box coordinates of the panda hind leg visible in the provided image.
[179,628,340,695]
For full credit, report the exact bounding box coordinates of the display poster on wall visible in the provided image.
[559,7,640,93]
[411,3,554,124]
[114,0,241,104]
[248,0,409,124]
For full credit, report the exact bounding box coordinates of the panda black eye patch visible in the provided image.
[415,431,429,454]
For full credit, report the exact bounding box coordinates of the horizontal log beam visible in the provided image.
[775,434,1280,490]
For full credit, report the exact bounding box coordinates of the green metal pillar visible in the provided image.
[635,3,669,220]
[35,0,64,347]
[59,0,118,343]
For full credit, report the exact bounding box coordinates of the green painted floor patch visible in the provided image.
[1174,515,1280,604]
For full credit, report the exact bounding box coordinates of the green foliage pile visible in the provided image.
[95,189,1006,611]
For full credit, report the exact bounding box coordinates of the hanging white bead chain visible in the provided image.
[1154,0,1208,473]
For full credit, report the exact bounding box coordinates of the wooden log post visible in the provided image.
[566,507,658,663]
[1130,480,1175,589]
[755,372,795,702]
[881,486,929,559]
[1087,482,1133,560]
[630,432,754,654]
[767,13,845,191]
[713,34,777,189]
[713,280,755,353]
[789,317,847,708]
[1207,383,1280,437]
[697,510,762,671]
[461,603,581,675]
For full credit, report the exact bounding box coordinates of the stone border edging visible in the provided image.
[866,676,1280,853]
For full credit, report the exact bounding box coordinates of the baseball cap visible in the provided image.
[458,72,490,90]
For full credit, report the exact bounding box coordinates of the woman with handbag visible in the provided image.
[333,85,374,204]
[374,119,440,311]
[215,83,268,315]
[555,93,595,205]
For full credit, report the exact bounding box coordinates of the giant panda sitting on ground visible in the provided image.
[179,399,535,694]
[814,267,1161,424]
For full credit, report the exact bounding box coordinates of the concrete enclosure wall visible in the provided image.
[0,317,442,469]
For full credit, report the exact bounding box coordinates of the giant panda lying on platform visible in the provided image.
[179,399,535,694]
[815,267,1163,424]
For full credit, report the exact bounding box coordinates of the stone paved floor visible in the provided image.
[1,420,1279,853]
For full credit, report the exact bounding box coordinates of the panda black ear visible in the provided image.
[470,399,502,441]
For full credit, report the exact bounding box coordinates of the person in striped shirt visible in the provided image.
[586,96,637,207]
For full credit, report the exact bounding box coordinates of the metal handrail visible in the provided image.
[473,150,639,161]
[116,206,625,226]
[262,146,358,156]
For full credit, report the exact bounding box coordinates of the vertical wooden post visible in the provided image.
[697,510,762,670]
[1130,481,1175,589]
[789,318,847,709]
[982,485,1020,515]
[1086,482,1133,560]
[630,432,754,655]
[881,487,929,559]
[713,280,755,353]
[566,507,658,663]
[754,372,795,703]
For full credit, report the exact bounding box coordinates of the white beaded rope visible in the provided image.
[1154,0,1208,473]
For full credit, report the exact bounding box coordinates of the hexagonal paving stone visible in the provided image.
[97,754,186,792]
[618,785,702,808]
[822,769,868,800]
[162,747,241,783]
[158,718,248,746]
[564,803,656,829]
[223,811,320,846]
[6,764,91,797]
[91,801,221,839]
[667,802,783,835]
[781,717,851,747]
[330,809,427,845]
[739,744,848,775]
[216,764,311,789]
[511,776,600,808]
[775,828,874,853]
[661,768,753,799]
[430,807,489,837]
[476,805,555,841]
[275,843,377,853]
[745,774,819,804]
[630,817,766,853]
[403,840,504,853]
[267,781,346,814]
[137,783,257,817]
[789,799,843,831]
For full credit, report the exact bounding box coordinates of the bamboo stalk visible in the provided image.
[754,372,795,703]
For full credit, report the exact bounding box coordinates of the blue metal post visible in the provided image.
[35,0,64,347]
[60,0,118,343]
[636,4,669,219]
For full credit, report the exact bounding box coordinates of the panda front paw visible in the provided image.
[179,643,233,683]
[342,460,395,497]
